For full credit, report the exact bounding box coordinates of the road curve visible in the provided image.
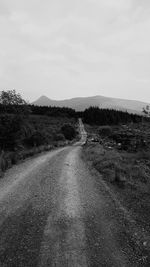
[0,119,149,266]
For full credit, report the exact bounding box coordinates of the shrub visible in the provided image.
[24,131,48,147]
[98,126,112,137]
[61,124,76,140]
[53,133,65,142]
[0,114,23,150]
[10,153,20,165]
[0,152,7,173]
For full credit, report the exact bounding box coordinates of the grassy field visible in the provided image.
[82,122,150,232]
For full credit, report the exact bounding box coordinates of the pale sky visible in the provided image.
[0,0,150,102]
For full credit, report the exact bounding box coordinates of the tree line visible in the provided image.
[0,104,77,118]
[82,106,143,125]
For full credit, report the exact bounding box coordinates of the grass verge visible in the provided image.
[82,141,150,232]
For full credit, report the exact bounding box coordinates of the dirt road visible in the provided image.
[0,119,149,266]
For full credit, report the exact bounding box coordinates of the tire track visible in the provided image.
[39,147,87,267]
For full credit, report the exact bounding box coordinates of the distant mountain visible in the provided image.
[32,95,149,114]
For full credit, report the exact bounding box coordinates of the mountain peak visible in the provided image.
[38,95,51,100]
[32,95,53,106]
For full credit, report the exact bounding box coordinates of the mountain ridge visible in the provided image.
[32,95,149,114]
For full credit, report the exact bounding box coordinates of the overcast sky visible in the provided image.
[0,0,150,102]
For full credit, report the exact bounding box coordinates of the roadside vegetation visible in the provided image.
[83,119,150,234]
[82,107,150,232]
[0,90,78,177]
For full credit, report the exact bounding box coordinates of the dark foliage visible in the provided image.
[53,133,65,142]
[24,130,48,147]
[0,95,77,151]
[0,90,30,115]
[0,114,23,150]
[0,90,26,105]
[83,107,143,125]
[0,104,76,118]
[28,105,77,118]
[0,114,76,151]
[0,90,77,151]
[98,126,112,137]
[61,124,76,140]
[0,90,78,176]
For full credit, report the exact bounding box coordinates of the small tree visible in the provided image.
[142,105,150,117]
[0,90,30,150]
[0,89,26,105]
[142,105,150,124]
[0,89,30,115]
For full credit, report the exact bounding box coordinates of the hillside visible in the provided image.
[32,95,149,114]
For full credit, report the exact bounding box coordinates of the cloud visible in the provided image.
[0,0,150,102]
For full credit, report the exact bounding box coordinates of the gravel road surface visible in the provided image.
[0,119,150,266]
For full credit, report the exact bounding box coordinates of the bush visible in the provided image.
[53,133,65,142]
[98,126,112,137]
[0,152,7,173]
[24,131,48,147]
[0,114,23,150]
[61,124,76,140]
